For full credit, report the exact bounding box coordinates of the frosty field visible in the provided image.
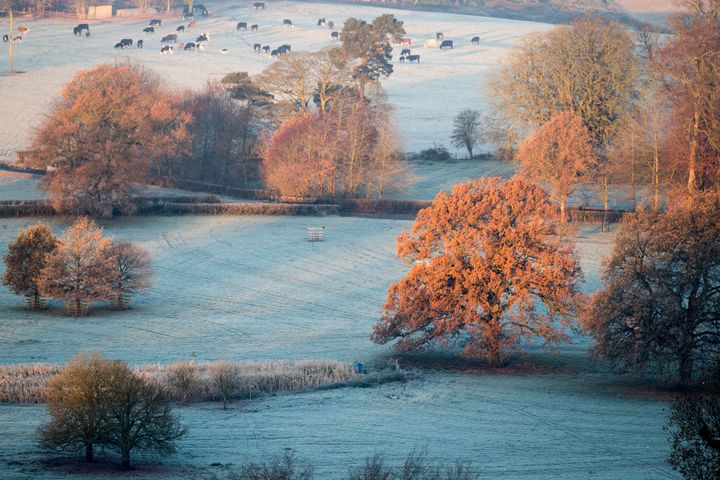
[0,0,552,161]
[0,215,679,479]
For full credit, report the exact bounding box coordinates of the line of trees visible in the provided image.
[2,218,153,315]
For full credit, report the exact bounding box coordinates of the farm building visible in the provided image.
[87,4,113,19]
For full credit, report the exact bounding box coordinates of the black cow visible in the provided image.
[399,55,405,63]
[2,34,8,42]
[407,54,420,63]
[317,18,326,27]
[74,23,89,35]
[143,26,155,34]
[114,42,123,49]
[401,48,411,56]
[161,34,177,43]
[160,45,173,54]
[330,31,339,39]
[177,25,185,32]
[283,19,293,27]
[253,2,265,9]
[137,39,144,48]
[279,44,291,53]
[196,34,208,43]
[439,40,453,49]
[436,32,444,40]
[120,38,133,48]
[471,36,479,45]
[251,24,258,32]
[149,19,161,27]
[270,48,279,57]
[253,43,262,52]
[184,42,196,51]
[262,45,270,53]
[237,22,247,31]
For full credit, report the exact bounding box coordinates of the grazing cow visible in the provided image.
[283,19,293,27]
[330,31,339,39]
[251,24,258,32]
[400,37,412,46]
[436,32,444,41]
[77,24,90,33]
[143,26,155,34]
[220,48,229,54]
[237,22,247,31]
[149,19,162,27]
[471,36,479,45]
[262,45,270,53]
[253,43,261,53]
[18,26,28,35]
[184,42,196,51]
[270,48,279,57]
[253,2,265,10]
[317,18,326,27]
[439,39,453,49]
[114,42,123,49]
[120,38,133,48]
[196,33,208,44]
[279,44,291,52]
[137,39,143,48]
[399,55,405,63]
[407,54,420,63]
[423,39,437,48]
[177,25,185,32]
[160,45,173,55]
[2,34,8,42]
[401,48,411,56]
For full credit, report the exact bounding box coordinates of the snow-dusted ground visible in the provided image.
[0,216,678,479]
[0,0,551,161]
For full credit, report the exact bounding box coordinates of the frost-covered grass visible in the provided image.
[0,0,552,161]
[0,359,361,404]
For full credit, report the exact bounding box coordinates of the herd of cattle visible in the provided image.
[2,4,484,63]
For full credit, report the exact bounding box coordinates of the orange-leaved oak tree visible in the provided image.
[517,111,595,223]
[372,177,584,366]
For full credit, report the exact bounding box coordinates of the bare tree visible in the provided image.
[450,109,482,159]
[167,361,198,406]
[212,361,240,410]
[106,240,154,309]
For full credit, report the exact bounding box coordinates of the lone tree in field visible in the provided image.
[667,365,720,480]
[340,14,405,97]
[2,224,58,309]
[582,194,720,385]
[41,352,186,469]
[372,177,584,366]
[41,352,122,462]
[212,361,240,410]
[25,63,191,217]
[106,241,154,309]
[38,218,114,316]
[516,111,595,224]
[450,109,482,159]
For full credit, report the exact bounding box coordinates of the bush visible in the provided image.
[229,452,313,480]
[409,145,452,162]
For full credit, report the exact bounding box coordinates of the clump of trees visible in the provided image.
[372,177,584,366]
[3,219,153,315]
[582,193,720,386]
[25,63,191,217]
[41,352,186,470]
[262,96,405,200]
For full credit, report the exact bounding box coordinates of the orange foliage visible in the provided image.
[27,63,191,216]
[517,111,595,223]
[372,177,584,366]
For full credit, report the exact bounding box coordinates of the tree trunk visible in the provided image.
[121,447,131,470]
[688,99,700,192]
[223,397,228,410]
[85,443,93,462]
[560,194,567,224]
[602,174,609,232]
[8,9,13,75]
